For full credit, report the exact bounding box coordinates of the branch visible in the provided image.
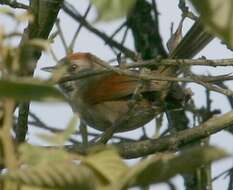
[127,0,167,59]
[127,57,233,68]
[15,0,64,144]
[56,19,69,54]
[0,0,28,9]
[109,21,127,40]
[55,57,233,101]
[15,103,30,143]
[120,110,233,158]
[62,1,138,60]
[192,76,233,97]
[57,62,233,95]
[65,110,233,159]
[69,4,91,51]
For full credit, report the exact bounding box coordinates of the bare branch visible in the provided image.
[56,19,69,54]
[0,0,28,9]
[109,21,127,40]
[69,4,91,51]
[15,103,30,143]
[62,1,138,60]
[127,57,233,68]
[65,110,233,159]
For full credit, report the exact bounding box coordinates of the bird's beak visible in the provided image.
[41,66,57,72]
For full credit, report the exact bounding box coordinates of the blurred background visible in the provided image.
[1,0,233,189]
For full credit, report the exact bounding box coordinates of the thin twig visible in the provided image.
[178,0,198,21]
[120,27,129,46]
[56,19,69,54]
[109,21,127,40]
[212,168,231,181]
[62,1,138,60]
[69,4,91,51]
[55,59,233,99]
[57,63,233,85]
[191,75,233,98]
[126,57,233,68]
[27,113,136,142]
[197,88,213,190]
[0,0,28,9]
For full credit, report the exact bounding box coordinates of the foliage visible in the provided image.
[190,0,233,48]
[0,79,64,101]
[1,144,228,190]
[91,0,135,21]
[0,0,232,190]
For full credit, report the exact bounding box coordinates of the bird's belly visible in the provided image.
[72,99,160,132]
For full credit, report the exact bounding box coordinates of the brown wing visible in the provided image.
[83,73,167,105]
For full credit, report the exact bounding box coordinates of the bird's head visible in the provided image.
[42,52,104,74]
[42,52,106,96]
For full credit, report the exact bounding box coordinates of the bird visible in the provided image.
[43,52,180,132]
[42,20,213,133]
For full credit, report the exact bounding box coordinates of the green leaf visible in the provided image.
[28,39,50,51]
[6,142,98,189]
[190,0,233,48]
[84,148,129,184]
[2,162,97,190]
[121,146,229,188]
[0,79,64,101]
[19,144,74,166]
[91,0,136,21]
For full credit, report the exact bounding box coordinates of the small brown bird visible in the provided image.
[42,20,213,133]
[43,52,178,132]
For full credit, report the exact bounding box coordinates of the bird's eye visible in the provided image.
[69,64,78,72]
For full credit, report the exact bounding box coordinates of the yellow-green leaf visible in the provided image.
[84,148,129,184]
[121,146,229,188]
[28,39,50,51]
[16,12,34,22]
[91,0,136,21]
[0,79,64,101]
[1,162,97,190]
[190,0,233,48]
[19,144,73,166]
